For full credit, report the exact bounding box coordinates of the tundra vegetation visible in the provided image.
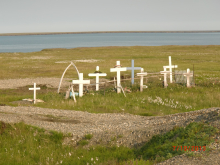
[0,45,220,164]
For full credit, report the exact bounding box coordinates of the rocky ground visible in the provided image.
[0,78,219,164]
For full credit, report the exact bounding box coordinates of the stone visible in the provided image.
[126,59,141,85]
[137,68,147,92]
[183,68,193,87]
[72,73,90,97]
[164,56,178,83]
[110,61,127,93]
[29,83,40,104]
[88,66,107,91]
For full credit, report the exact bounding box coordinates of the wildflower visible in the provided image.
[69,152,71,156]
[91,158,93,161]
[60,160,63,164]
[96,157,98,161]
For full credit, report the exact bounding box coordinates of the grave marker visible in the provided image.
[110,61,127,93]
[183,68,193,87]
[164,56,178,83]
[29,83,40,104]
[72,73,90,97]
[126,59,142,85]
[160,66,170,88]
[88,66,107,91]
[137,68,147,92]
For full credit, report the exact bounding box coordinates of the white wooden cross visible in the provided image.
[110,61,127,93]
[160,66,170,88]
[137,68,147,92]
[29,83,40,104]
[183,68,193,87]
[72,73,90,97]
[88,66,107,91]
[126,59,142,85]
[164,56,178,83]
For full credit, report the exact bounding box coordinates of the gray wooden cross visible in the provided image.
[126,59,141,85]
[183,68,193,87]
[29,83,40,104]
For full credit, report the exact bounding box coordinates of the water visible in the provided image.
[0,32,220,53]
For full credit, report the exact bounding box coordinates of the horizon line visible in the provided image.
[1,30,220,36]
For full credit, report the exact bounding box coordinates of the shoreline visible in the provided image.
[1,30,220,36]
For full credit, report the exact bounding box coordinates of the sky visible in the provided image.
[0,0,220,33]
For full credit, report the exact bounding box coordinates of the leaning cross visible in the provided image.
[29,83,40,104]
[160,66,170,88]
[72,73,90,97]
[137,68,147,92]
[88,66,107,91]
[164,56,178,83]
[183,68,193,87]
[126,59,142,85]
[110,61,127,93]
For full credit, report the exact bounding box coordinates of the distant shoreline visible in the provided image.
[1,30,220,36]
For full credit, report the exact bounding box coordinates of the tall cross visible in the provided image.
[160,66,170,88]
[126,59,141,85]
[164,56,178,83]
[183,68,193,87]
[110,61,127,93]
[88,66,107,91]
[72,73,90,97]
[137,68,147,92]
[29,83,40,104]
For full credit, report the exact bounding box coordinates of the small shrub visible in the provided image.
[78,140,89,146]
[85,134,93,140]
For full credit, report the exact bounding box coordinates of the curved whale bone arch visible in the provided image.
[57,61,80,93]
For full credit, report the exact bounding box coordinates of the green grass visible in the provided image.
[0,121,218,164]
[134,122,219,163]
[1,45,220,116]
[1,78,220,116]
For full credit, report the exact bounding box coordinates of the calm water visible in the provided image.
[0,33,220,53]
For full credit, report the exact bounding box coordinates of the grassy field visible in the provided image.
[0,45,220,164]
[0,45,220,115]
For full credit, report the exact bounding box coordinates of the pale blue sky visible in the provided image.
[0,0,220,33]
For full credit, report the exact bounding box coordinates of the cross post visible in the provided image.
[72,73,90,97]
[160,66,170,88]
[88,66,107,91]
[110,61,127,93]
[137,68,147,92]
[183,68,193,87]
[29,83,40,104]
[164,56,178,83]
[126,59,141,85]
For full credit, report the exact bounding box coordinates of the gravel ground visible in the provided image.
[0,77,72,89]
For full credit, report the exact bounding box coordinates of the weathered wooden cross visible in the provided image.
[72,73,90,97]
[110,61,127,93]
[137,68,147,92]
[88,66,107,91]
[164,56,178,83]
[183,68,193,87]
[160,66,170,88]
[29,83,40,104]
[126,59,141,85]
